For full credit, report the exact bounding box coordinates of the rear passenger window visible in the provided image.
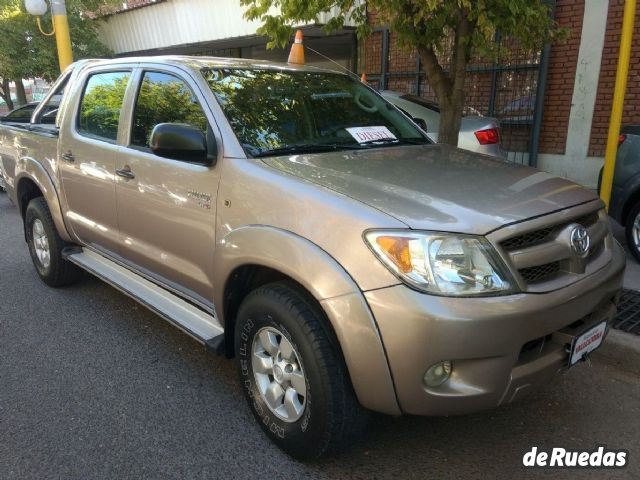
[131,71,208,148]
[78,71,130,142]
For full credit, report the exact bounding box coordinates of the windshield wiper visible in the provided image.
[357,138,430,146]
[251,143,366,158]
[249,138,431,158]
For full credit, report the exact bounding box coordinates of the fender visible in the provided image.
[14,157,73,243]
[611,171,640,224]
[213,225,401,415]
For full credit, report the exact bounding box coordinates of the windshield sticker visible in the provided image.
[346,126,397,143]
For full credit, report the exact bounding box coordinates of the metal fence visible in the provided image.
[362,23,552,166]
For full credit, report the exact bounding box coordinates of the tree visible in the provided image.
[241,0,562,146]
[0,0,113,108]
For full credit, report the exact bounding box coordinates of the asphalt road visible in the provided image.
[1,192,639,480]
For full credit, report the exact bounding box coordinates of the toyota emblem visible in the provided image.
[570,226,590,256]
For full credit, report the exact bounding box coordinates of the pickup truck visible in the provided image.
[0,56,625,459]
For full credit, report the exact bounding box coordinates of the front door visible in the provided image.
[58,69,132,255]
[114,69,220,306]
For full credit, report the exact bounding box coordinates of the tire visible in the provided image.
[625,201,640,262]
[25,197,83,287]
[597,167,604,195]
[234,282,367,459]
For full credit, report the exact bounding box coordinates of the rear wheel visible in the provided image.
[625,201,640,262]
[234,282,367,459]
[25,197,82,287]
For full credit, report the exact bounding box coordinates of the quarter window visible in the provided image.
[131,71,208,148]
[78,71,130,142]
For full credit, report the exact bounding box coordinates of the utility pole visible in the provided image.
[24,0,74,72]
[51,0,73,71]
[600,0,636,210]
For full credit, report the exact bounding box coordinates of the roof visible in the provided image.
[72,55,349,76]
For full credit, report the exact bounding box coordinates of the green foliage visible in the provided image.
[242,0,368,49]
[0,0,114,82]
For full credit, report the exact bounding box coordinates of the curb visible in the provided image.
[594,329,640,375]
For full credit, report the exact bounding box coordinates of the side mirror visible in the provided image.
[413,117,428,131]
[150,123,212,164]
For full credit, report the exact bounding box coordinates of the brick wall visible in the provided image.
[362,2,588,158]
[589,0,640,156]
[538,0,585,154]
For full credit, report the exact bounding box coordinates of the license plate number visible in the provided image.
[569,321,607,366]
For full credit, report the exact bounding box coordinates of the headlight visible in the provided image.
[364,230,516,296]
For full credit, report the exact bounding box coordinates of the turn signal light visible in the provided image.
[474,128,500,145]
[375,236,412,273]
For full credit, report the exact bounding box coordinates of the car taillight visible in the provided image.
[474,128,500,145]
[618,134,627,147]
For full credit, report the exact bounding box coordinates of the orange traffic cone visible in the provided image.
[360,73,367,83]
[288,30,305,65]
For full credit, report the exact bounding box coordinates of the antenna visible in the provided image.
[304,45,361,80]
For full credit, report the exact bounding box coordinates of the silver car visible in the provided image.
[381,90,506,158]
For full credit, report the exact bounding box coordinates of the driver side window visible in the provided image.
[131,71,208,149]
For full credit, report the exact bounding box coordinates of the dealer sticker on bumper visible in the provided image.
[569,321,607,366]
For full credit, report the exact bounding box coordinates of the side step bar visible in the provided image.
[66,249,224,350]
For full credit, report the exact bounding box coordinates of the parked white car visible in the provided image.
[381,90,506,158]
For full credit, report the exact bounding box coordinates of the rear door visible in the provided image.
[114,66,221,307]
[58,66,133,254]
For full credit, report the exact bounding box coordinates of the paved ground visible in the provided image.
[1,192,639,480]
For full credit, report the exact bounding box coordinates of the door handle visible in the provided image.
[115,166,135,180]
[61,151,74,163]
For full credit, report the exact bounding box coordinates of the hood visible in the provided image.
[262,144,600,234]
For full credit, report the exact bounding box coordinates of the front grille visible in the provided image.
[495,207,612,292]
[501,226,554,251]
[501,212,600,252]
[519,261,560,283]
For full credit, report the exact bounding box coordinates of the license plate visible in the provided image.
[569,321,607,366]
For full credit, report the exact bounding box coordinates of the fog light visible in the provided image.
[424,361,452,387]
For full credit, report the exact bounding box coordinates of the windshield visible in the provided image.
[202,68,430,157]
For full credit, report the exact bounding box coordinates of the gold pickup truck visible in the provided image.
[0,56,625,459]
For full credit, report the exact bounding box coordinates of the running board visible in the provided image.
[66,249,224,347]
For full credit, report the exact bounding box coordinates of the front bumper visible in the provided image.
[364,241,625,416]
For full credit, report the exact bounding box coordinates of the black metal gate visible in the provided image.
[363,24,551,167]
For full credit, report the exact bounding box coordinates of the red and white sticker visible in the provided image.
[570,321,607,366]
[346,126,397,143]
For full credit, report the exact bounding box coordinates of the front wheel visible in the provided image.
[234,282,367,459]
[625,201,640,262]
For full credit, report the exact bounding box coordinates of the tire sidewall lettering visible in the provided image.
[237,311,311,440]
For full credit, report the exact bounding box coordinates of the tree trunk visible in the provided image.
[14,79,27,106]
[437,99,464,146]
[416,8,474,147]
[0,78,13,111]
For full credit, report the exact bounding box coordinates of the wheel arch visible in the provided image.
[621,186,640,227]
[14,159,71,242]
[214,226,401,415]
